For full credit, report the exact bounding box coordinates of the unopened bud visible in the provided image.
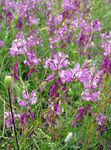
[4,75,13,88]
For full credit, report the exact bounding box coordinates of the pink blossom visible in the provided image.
[18,90,37,107]
[10,32,27,56]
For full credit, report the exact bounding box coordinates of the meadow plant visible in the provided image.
[0,0,111,149]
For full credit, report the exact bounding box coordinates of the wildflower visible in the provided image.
[20,110,34,125]
[96,113,106,126]
[92,20,101,31]
[44,52,70,71]
[10,32,27,56]
[0,40,4,47]
[72,105,92,127]
[24,50,41,67]
[5,112,20,128]
[18,90,37,107]
[82,90,100,102]
[102,57,111,75]
[96,113,107,135]
[13,62,19,80]
[24,50,41,76]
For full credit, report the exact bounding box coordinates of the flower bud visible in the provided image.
[65,132,73,143]
[4,75,13,88]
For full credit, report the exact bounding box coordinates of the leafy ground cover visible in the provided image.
[0,0,111,149]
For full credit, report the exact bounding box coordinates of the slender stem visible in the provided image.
[8,88,19,150]
[2,100,5,137]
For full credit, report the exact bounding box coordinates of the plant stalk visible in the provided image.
[8,88,19,150]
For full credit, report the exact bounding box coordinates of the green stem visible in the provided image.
[8,88,19,150]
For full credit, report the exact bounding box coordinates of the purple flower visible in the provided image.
[55,15,63,26]
[92,20,101,31]
[26,31,38,48]
[59,69,75,83]
[44,52,70,71]
[72,105,92,127]
[27,68,38,77]
[24,50,41,67]
[96,113,107,135]
[6,11,14,21]
[28,109,34,121]
[10,32,27,56]
[5,112,20,128]
[18,90,37,107]
[0,40,4,47]
[102,57,111,75]
[45,74,56,82]
[96,113,106,126]
[13,62,19,80]
[101,40,111,57]
[16,18,23,30]
[20,110,34,124]
[24,50,41,76]
[54,101,61,115]
[100,32,111,39]
[59,63,89,83]
[20,113,28,124]
[82,90,100,102]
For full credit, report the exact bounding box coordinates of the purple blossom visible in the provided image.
[5,112,20,128]
[96,113,106,126]
[16,18,23,30]
[55,15,63,26]
[13,62,19,80]
[44,52,70,71]
[101,40,111,57]
[18,90,37,107]
[24,50,40,76]
[45,74,56,82]
[27,68,38,77]
[100,32,111,39]
[72,105,92,127]
[26,31,43,48]
[96,113,107,135]
[81,69,103,102]
[0,40,4,47]
[59,63,89,83]
[6,11,14,21]
[92,20,101,31]
[24,50,41,67]
[20,110,34,124]
[10,32,27,56]
[20,113,28,124]
[82,90,100,102]
[102,57,111,75]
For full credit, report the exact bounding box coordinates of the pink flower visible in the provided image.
[96,113,106,126]
[24,50,41,67]
[82,90,100,102]
[0,40,4,47]
[5,112,20,128]
[10,32,27,56]
[18,90,37,107]
[44,52,70,71]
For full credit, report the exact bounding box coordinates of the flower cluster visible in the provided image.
[45,52,70,82]
[96,113,107,135]
[18,90,37,107]
[10,32,27,56]
[5,112,20,128]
